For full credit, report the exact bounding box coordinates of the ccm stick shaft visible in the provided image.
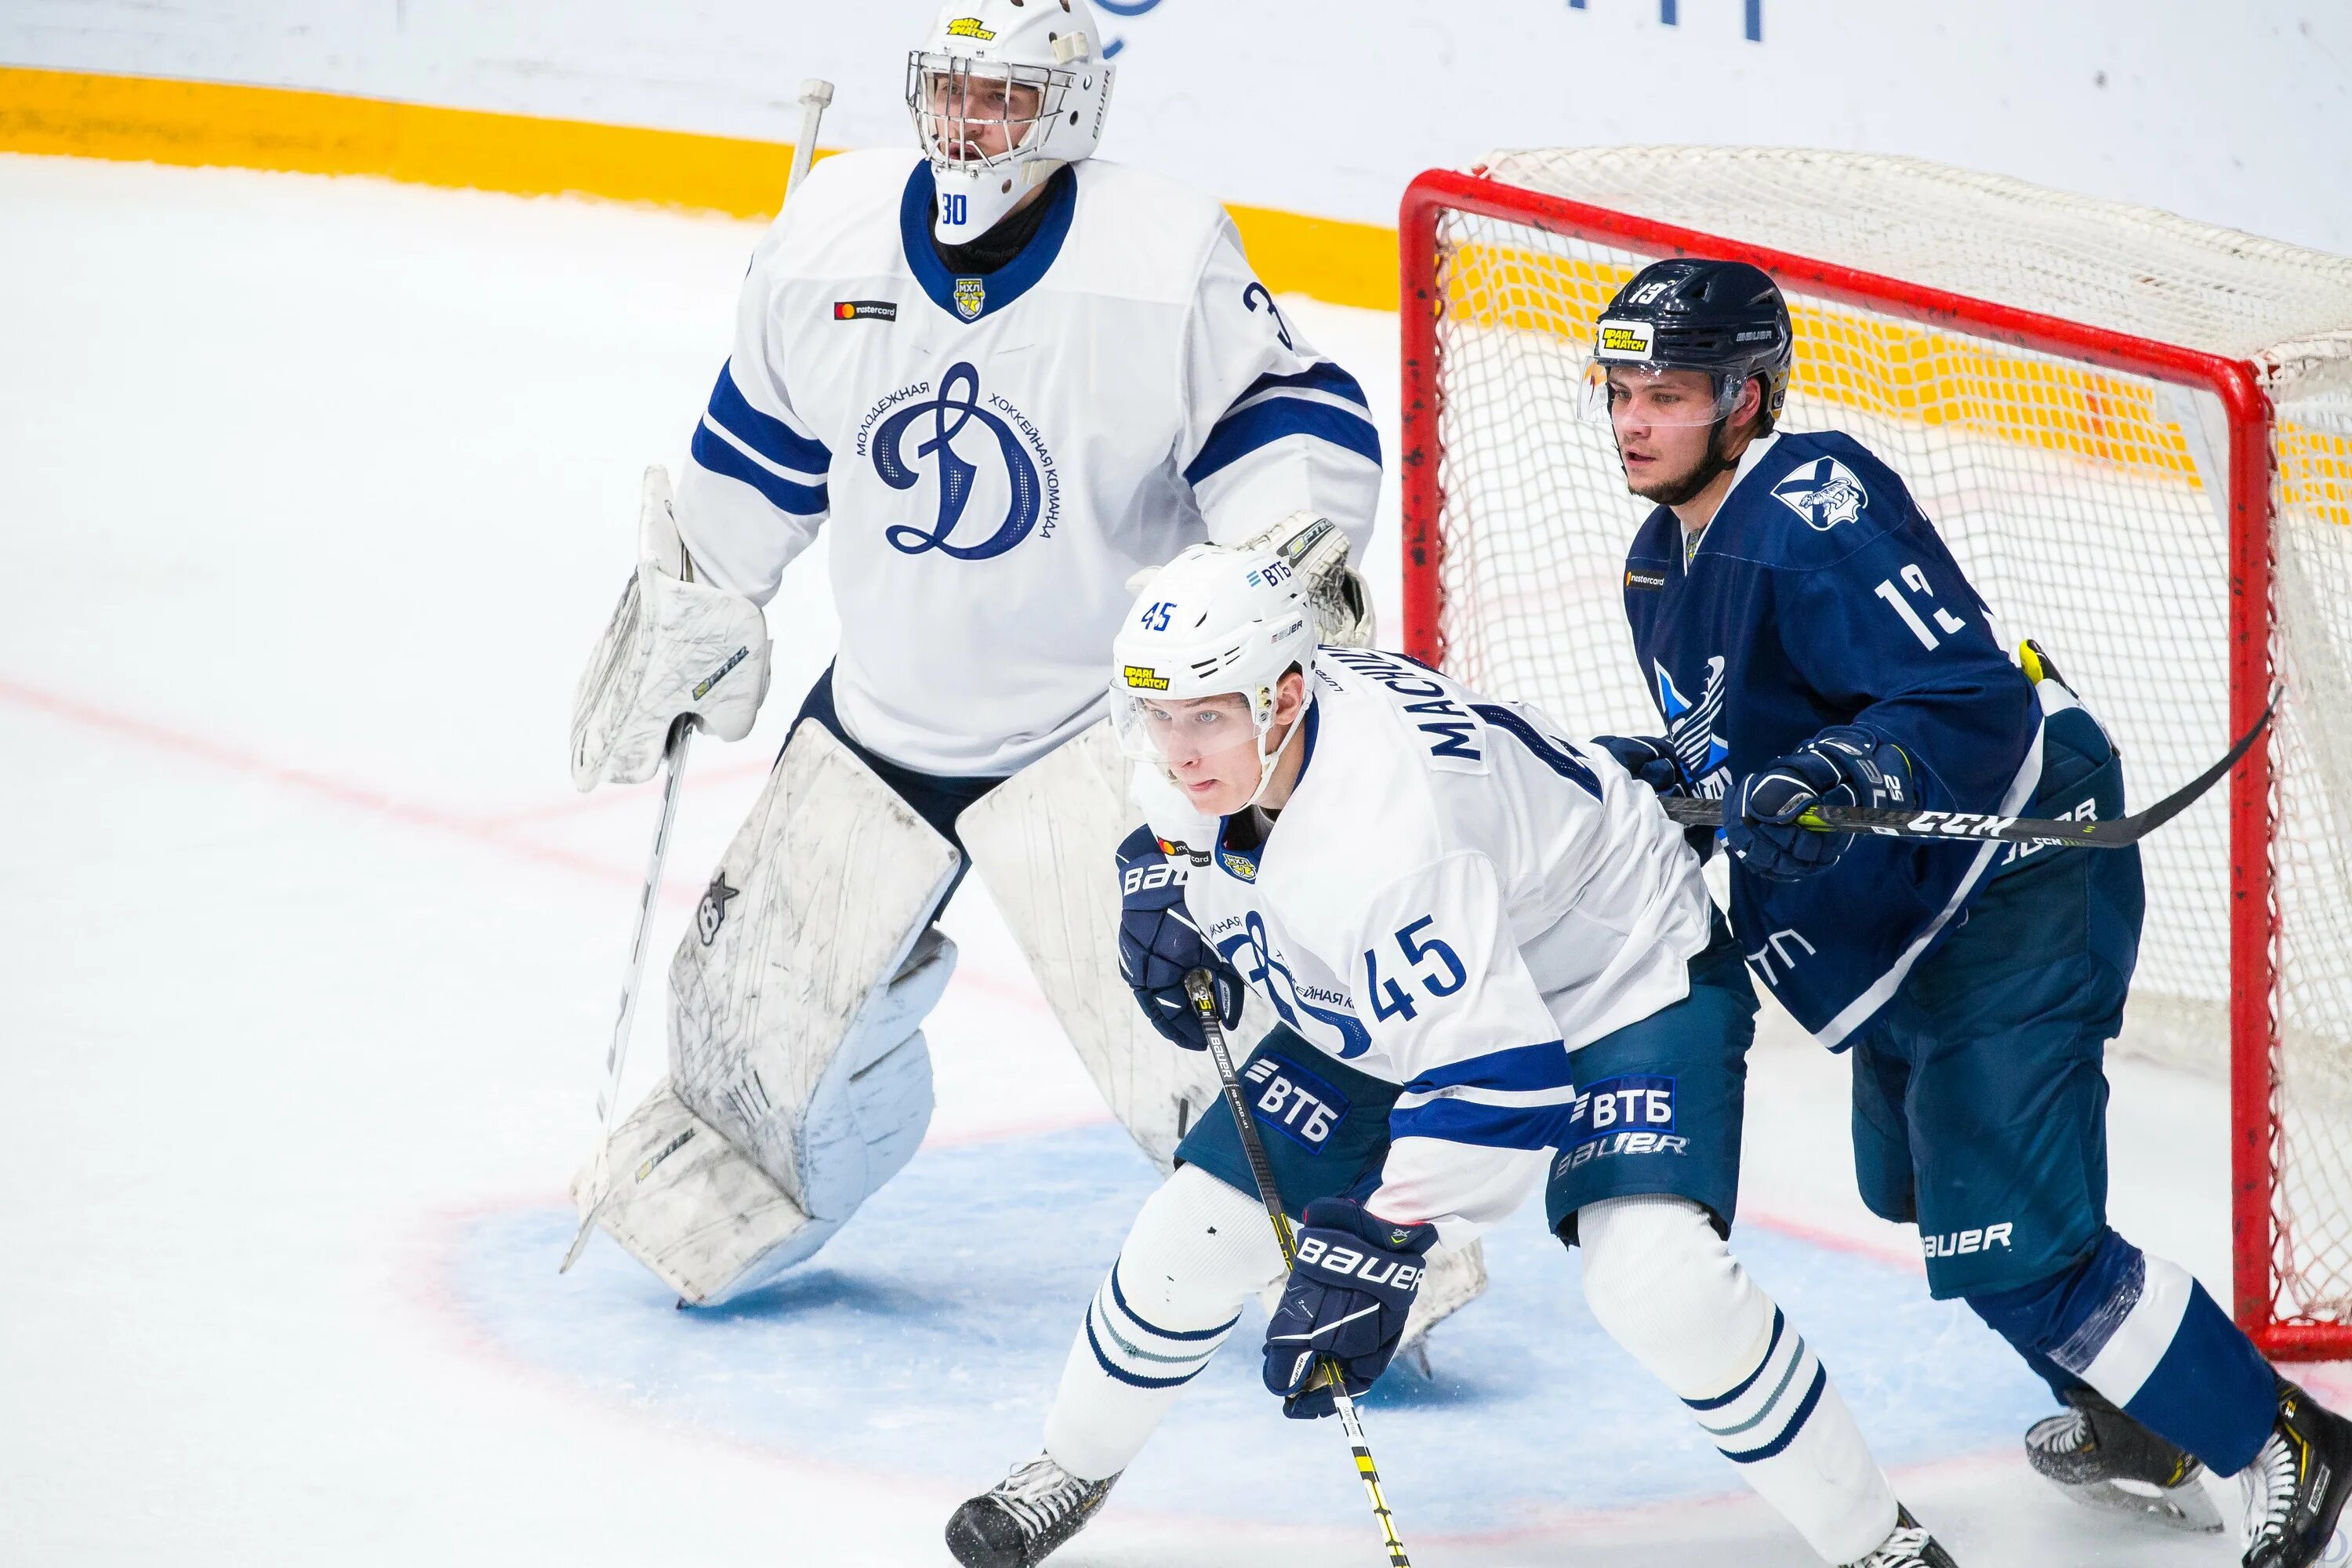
[1185,971,1412,1568]
[561,77,835,1274]
[1658,692,2275,850]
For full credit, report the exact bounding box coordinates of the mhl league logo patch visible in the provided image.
[834,299,897,321]
[953,277,986,320]
[1770,456,1870,531]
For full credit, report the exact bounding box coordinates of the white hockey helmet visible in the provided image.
[1111,539,1320,810]
[906,0,1114,245]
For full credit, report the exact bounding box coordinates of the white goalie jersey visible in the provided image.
[1143,646,1716,1243]
[674,147,1382,777]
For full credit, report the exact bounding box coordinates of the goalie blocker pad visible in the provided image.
[956,720,1486,1348]
[579,721,959,1305]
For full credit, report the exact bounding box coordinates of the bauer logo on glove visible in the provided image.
[1263,1198,1439,1420]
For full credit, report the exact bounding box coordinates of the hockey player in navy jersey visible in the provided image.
[1585,256,2352,1568]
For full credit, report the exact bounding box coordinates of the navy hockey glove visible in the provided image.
[1728,725,1915,882]
[1262,1198,1439,1419]
[1114,824,1242,1051]
[1593,733,1688,797]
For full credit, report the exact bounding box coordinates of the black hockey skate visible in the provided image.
[945,1453,1118,1568]
[2024,1385,2223,1532]
[2239,1378,2352,1568]
[1842,1504,1958,1567]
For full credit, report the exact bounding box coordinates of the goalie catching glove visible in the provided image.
[1113,824,1243,1051]
[1263,1198,1438,1419]
[570,466,772,789]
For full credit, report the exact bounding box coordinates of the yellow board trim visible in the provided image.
[0,65,1403,310]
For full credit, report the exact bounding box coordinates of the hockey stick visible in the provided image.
[562,718,693,1272]
[561,78,835,1274]
[1185,971,1412,1568]
[1655,691,2276,850]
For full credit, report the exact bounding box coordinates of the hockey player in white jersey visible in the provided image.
[946,540,1957,1568]
[564,0,1389,1305]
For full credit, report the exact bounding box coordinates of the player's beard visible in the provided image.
[1624,419,1736,508]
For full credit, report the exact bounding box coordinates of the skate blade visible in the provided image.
[2043,1473,2224,1534]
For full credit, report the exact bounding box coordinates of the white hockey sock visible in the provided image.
[1041,1163,1285,1483]
[1579,1195,1899,1565]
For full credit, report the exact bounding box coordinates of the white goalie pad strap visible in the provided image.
[588,721,961,1304]
[570,466,773,789]
[956,721,1240,1173]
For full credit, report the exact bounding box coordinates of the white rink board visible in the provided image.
[4,153,2347,1566]
[2,0,2349,254]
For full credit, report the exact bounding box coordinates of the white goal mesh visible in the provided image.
[1410,147,2352,1343]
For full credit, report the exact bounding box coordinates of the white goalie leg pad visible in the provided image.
[1044,1164,1283,1482]
[586,720,961,1304]
[1578,1195,1900,1564]
[959,718,1487,1349]
[956,721,1232,1173]
[571,466,772,789]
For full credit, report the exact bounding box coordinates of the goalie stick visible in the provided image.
[561,719,691,1272]
[1185,971,1413,1568]
[1655,692,2276,850]
[561,78,835,1275]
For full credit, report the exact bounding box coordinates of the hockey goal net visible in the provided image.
[1399,148,2352,1357]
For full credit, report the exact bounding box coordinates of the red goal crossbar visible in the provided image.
[1394,166,2323,1357]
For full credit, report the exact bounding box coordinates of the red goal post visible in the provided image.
[1397,150,2352,1359]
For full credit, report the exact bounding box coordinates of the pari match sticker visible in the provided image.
[1595,318,1657,361]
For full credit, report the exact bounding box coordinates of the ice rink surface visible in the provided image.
[5,153,2346,1566]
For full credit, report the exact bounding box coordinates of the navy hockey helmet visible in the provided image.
[1585,258,1793,430]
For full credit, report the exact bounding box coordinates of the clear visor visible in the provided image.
[906,53,1063,167]
[1111,686,1271,771]
[1577,360,1741,428]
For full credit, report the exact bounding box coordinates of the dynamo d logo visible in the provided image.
[865,361,1061,561]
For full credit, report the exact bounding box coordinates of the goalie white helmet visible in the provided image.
[1110,539,1318,811]
[906,0,1114,245]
